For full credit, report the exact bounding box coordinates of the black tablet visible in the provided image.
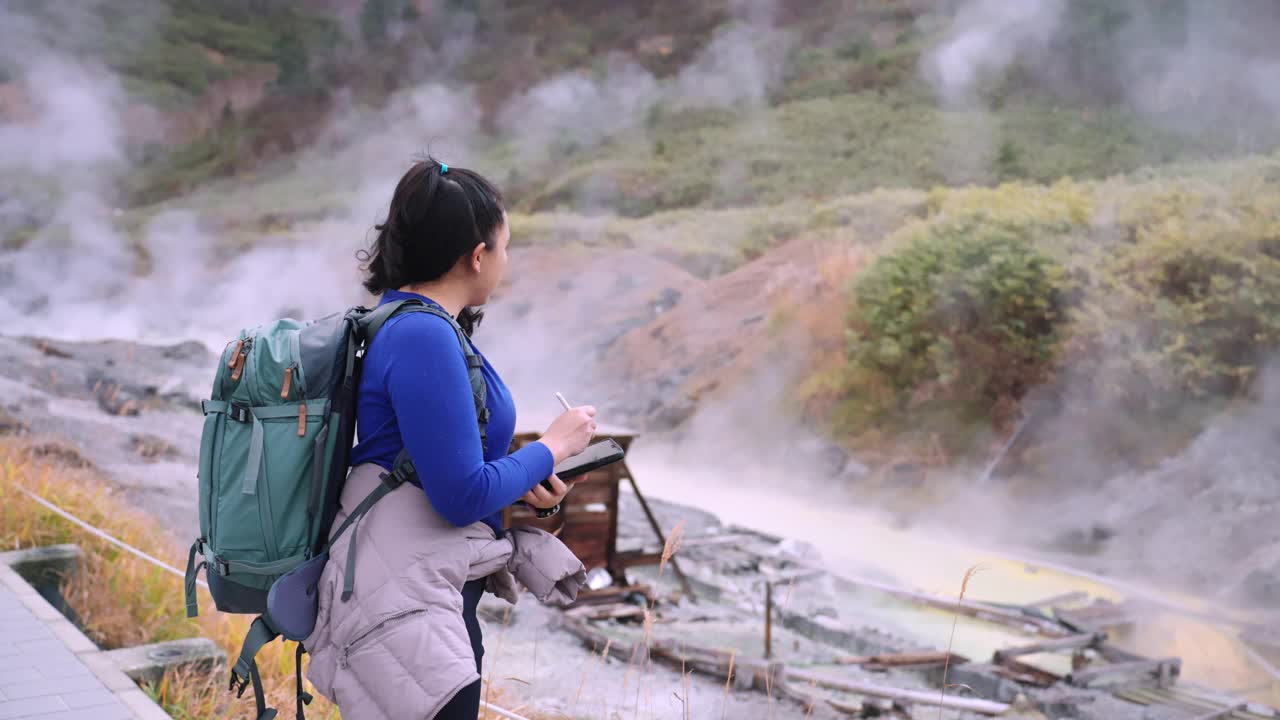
[544,438,626,486]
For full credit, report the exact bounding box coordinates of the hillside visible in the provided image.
[4,0,1280,635]
[5,1,1279,215]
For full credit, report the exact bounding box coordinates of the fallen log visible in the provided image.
[785,668,1010,716]
[773,675,881,717]
[995,658,1060,687]
[833,574,1069,637]
[993,632,1106,664]
[1067,657,1181,688]
[566,583,654,607]
[835,651,968,669]
[1186,704,1247,720]
[1026,590,1089,608]
[564,602,647,622]
[558,617,1010,715]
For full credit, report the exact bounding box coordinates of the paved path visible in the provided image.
[0,562,169,720]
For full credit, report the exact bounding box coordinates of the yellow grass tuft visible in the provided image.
[658,519,686,581]
[721,648,736,720]
[0,438,341,719]
[938,563,987,720]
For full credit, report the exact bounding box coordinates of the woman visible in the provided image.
[304,158,597,719]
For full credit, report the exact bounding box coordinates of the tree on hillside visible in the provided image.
[360,0,395,45]
[274,29,310,92]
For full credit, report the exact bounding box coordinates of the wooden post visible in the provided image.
[625,468,698,603]
[764,581,773,659]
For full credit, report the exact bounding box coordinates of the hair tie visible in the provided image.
[439,163,448,174]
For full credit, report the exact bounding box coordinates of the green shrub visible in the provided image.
[840,173,1280,463]
[843,219,1065,437]
[1085,211,1280,400]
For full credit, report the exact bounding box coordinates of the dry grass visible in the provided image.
[0,437,559,720]
[0,437,341,719]
[938,564,987,719]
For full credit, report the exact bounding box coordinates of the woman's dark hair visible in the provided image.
[358,157,505,335]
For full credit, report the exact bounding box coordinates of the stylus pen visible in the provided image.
[557,391,595,440]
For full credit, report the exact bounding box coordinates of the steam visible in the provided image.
[0,0,796,346]
[917,0,1280,607]
[496,11,791,171]
[924,0,1280,138]
[0,52,367,345]
[497,56,660,168]
[923,0,1065,110]
[0,56,135,332]
[0,61,124,174]
[669,21,791,111]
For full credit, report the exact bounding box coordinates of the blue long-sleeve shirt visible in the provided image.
[349,290,554,532]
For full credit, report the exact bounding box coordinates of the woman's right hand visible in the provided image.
[540,405,598,463]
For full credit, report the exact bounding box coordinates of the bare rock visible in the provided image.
[0,405,27,436]
[129,433,182,462]
[25,441,95,469]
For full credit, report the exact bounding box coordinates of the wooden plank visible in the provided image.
[568,545,609,572]
[785,668,1010,716]
[1186,702,1246,720]
[994,659,1059,687]
[835,574,1069,637]
[569,584,654,606]
[558,524,611,546]
[564,603,647,622]
[1054,599,1137,632]
[558,618,1008,716]
[560,512,611,528]
[615,551,663,568]
[1067,658,1181,688]
[680,533,761,549]
[835,651,967,668]
[606,458,619,579]
[562,483,614,506]
[1025,590,1088,607]
[993,632,1106,664]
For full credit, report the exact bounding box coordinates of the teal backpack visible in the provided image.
[183,298,489,720]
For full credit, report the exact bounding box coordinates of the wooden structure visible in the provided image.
[502,424,685,590]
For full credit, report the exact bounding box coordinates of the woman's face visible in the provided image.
[469,215,509,306]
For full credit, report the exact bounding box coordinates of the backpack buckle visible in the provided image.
[380,468,407,489]
[231,670,249,697]
[228,404,251,423]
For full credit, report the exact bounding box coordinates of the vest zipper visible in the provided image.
[338,607,428,668]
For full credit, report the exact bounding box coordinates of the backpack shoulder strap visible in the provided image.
[373,301,490,443]
[356,298,412,344]
[327,299,492,581]
[230,616,280,720]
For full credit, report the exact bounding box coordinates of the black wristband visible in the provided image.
[535,503,561,519]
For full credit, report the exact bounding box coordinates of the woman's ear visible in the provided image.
[471,243,485,273]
